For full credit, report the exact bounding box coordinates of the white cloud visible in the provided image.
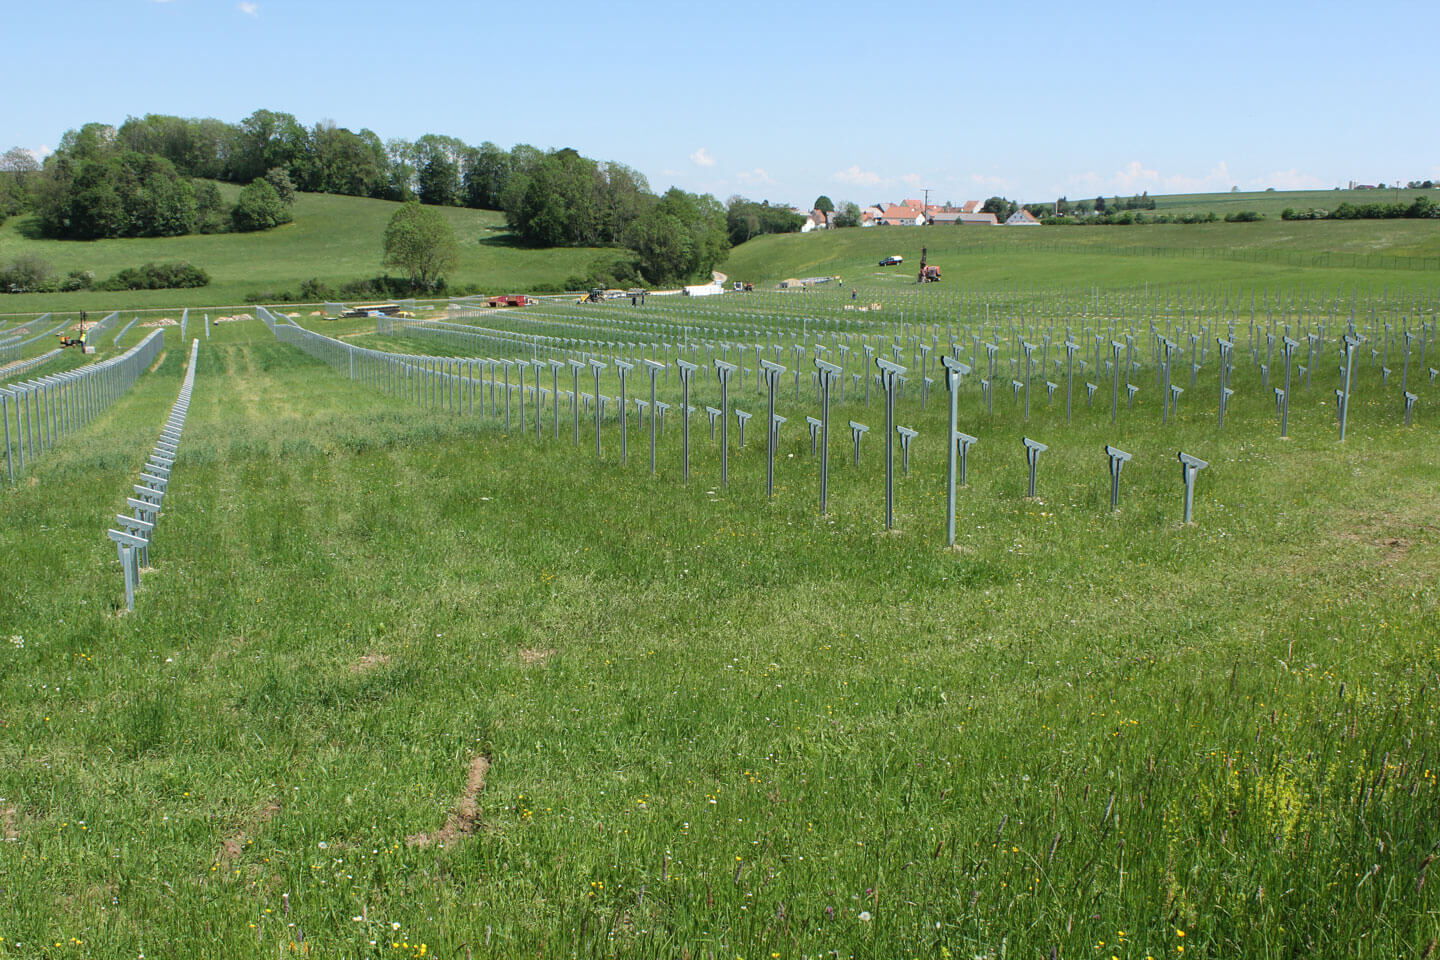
[237,1,259,14]
[900,173,924,187]
[1113,160,1162,191]
[833,165,885,186]
[689,147,715,168]
[735,167,775,186]
[27,145,52,161]
[1068,160,1236,196]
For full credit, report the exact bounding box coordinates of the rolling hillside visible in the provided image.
[4,185,1439,317]
[720,217,1440,293]
[0,188,614,314]
[1098,186,1438,217]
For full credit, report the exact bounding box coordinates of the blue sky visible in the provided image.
[5,0,1437,205]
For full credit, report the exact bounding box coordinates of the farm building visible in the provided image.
[1005,207,1041,226]
[928,211,999,226]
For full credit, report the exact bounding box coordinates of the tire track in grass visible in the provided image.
[172,340,399,872]
[191,338,512,870]
[406,754,491,848]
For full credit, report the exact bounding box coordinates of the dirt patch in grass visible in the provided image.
[218,802,281,863]
[1373,536,1412,563]
[519,647,555,665]
[1335,510,1433,566]
[351,653,392,673]
[2,806,17,841]
[406,754,491,848]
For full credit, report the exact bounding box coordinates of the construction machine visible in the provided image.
[917,247,942,283]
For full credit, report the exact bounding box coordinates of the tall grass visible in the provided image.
[0,308,1436,958]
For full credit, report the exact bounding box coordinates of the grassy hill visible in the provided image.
[721,218,1440,294]
[1145,186,1440,217]
[5,186,1439,318]
[0,188,613,314]
[2,299,1437,956]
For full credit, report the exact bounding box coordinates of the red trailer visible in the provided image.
[487,294,531,307]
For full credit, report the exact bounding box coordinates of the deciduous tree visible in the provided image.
[831,202,862,228]
[382,201,459,290]
[232,178,292,232]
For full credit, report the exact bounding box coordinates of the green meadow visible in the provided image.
[722,218,1440,293]
[5,186,1440,321]
[1,266,1437,958]
[0,188,611,315]
[1148,186,1439,217]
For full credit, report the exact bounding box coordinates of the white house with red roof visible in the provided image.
[878,204,925,226]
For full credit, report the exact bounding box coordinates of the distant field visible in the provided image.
[0,188,613,314]
[1145,186,1440,217]
[721,218,1440,293]
[4,187,1440,319]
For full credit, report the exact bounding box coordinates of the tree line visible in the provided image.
[2,111,811,285]
[1282,196,1440,221]
[1038,211,1261,225]
[0,142,294,240]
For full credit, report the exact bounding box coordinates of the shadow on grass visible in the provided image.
[474,231,533,250]
[12,217,51,241]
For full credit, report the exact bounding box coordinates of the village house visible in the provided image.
[859,199,1012,226]
[877,204,926,226]
[794,208,830,232]
[1004,207,1041,226]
